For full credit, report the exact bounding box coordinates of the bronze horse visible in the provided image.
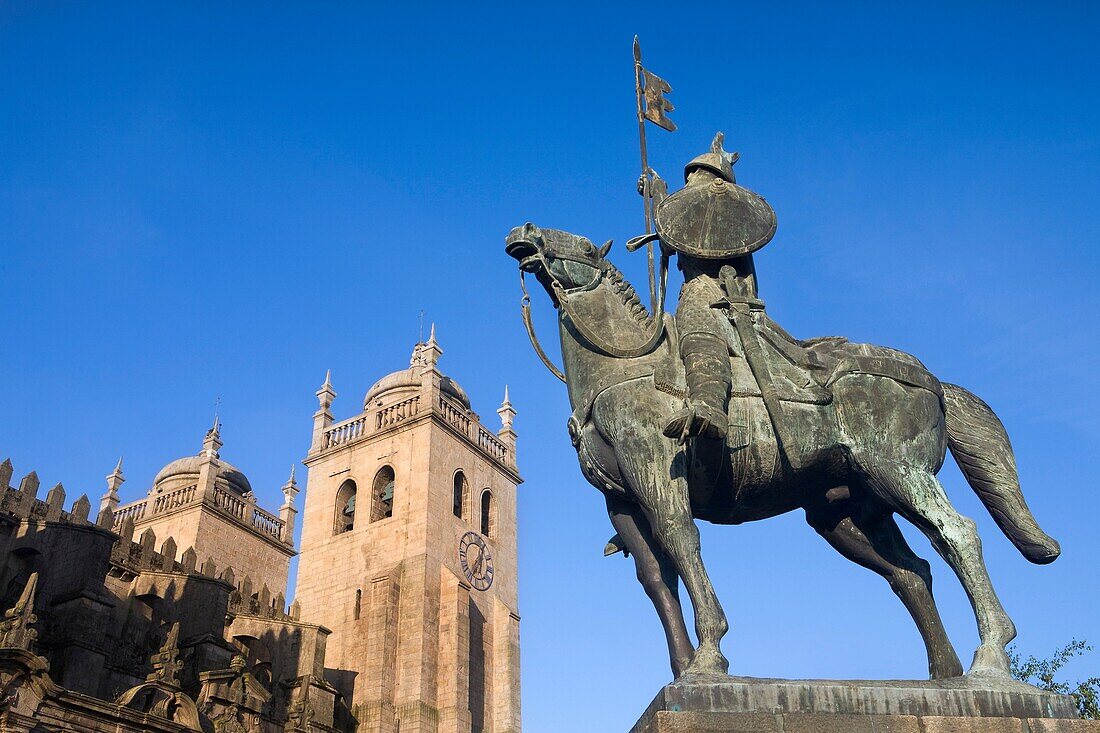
[506,223,1059,681]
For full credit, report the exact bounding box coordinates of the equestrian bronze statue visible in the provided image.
[505,136,1060,682]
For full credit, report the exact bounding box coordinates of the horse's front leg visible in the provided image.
[620,444,730,677]
[606,493,693,677]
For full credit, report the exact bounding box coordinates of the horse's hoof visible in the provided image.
[967,646,1012,678]
[681,648,730,678]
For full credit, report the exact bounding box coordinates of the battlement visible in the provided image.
[0,457,102,527]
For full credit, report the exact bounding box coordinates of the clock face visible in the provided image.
[458,531,494,591]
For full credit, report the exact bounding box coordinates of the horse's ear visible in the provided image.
[599,239,613,258]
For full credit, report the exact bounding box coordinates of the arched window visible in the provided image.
[480,490,494,538]
[453,470,468,519]
[334,479,357,534]
[371,466,395,522]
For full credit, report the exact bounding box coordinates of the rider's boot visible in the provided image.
[663,332,731,442]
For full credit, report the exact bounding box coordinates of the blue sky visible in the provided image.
[1,2,1098,731]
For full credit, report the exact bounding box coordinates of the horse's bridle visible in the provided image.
[519,243,667,384]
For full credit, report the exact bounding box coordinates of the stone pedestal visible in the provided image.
[630,676,1099,733]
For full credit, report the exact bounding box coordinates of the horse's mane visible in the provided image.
[546,227,657,328]
[602,257,655,328]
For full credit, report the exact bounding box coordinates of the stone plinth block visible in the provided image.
[630,677,1098,733]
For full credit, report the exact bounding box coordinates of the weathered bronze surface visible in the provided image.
[505,140,1061,684]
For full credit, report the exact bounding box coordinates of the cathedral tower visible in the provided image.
[294,330,522,733]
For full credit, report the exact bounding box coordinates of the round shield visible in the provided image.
[655,178,777,259]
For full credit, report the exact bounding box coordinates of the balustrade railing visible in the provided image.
[213,485,247,521]
[376,395,420,429]
[322,414,368,450]
[317,390,511,467]
[109,481,286,544]
[251,507,285,540]
[112,500,148,526]
[151,484,197,514]
[477,426,508,462]
[439,396,471,434]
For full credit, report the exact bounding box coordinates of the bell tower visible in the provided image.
[294,329,522,733]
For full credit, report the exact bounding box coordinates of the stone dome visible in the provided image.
[363,368,470,410]
[152,454,253,495]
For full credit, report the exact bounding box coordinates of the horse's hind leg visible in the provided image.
[805,497,963,679]
[606,494,693,677]
[859,463,1016,676]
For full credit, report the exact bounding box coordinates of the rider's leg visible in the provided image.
[663,330,731,442]
[805,496,964,679]
[606,494,693,677]
[664,275,732,441]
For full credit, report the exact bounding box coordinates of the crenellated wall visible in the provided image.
[0,456,350,732]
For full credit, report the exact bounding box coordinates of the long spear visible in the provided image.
[632,37,676,316]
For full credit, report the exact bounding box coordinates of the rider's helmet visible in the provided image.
[684,132,739,184]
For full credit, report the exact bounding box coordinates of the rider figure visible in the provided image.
[651,133,776,442]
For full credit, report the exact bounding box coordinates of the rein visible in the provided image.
[518,248,668,383]
[520,269,567,383]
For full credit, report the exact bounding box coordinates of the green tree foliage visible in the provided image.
[1009,639,1099,719]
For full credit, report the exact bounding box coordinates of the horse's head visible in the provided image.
[506,223,612,305]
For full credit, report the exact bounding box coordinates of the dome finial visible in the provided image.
[498,385,517,430]
[208,396,221,439]
[282,464,300,506]
[100,456,126,515]
[202,414,223,459]
[316,369,336,410]
[411,322,442,371]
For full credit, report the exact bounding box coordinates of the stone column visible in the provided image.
[359,574,400,733]
[394,556,441,733]
[436,576,472,733]
[492,603,521,733]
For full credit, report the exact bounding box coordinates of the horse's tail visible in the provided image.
[942,383,1060,564]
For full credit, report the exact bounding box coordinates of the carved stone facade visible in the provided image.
[0,331,521,733]
[295,330,522,733]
